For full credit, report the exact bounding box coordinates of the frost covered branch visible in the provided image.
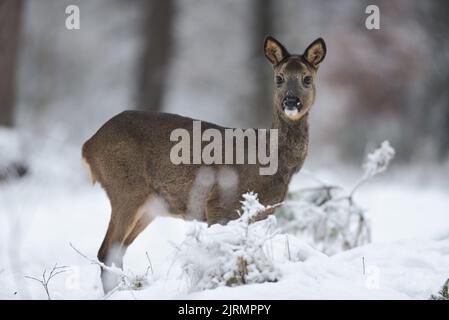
[69,242,124,277]
[69,243,150,296]
[25,264,69,300]
[277,141,395,255]
[179,192,280,292]
[350,141,395,198]
[69,242,127,298]
[145,251,153,277]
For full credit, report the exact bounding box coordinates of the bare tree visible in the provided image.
[419,1,449,160]
[136,0,175,112]
[0,0,23,127]
[250,0,273,128]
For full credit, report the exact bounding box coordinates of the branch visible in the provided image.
[145,252,153,277]
[69,243,152,298]
[25,264,68,300]
[348,176,371,201]
[299,170,329,186]
[297,185,342,193]
[69,242,124,276]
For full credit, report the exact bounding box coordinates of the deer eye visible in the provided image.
[275,75,284,85]
[303,76,312,86]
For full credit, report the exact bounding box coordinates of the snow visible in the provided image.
[179,193,280,292]
[0,141,448,300]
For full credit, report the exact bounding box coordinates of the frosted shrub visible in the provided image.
[362,141,395,180]
[179,192,280,292]
[278,186,371,255]
[430,279,449,300]
[278,141,395,255]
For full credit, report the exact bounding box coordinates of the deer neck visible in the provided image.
[271,111,309,178]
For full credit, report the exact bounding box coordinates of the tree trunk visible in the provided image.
[416,1,449,160]
[137,0,174,112]
[250,0,273,128]
[432,3,449,160]
[0,0,22,127]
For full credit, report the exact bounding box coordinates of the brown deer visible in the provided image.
[82,36,326,292]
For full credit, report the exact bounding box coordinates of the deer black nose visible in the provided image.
[283,96,302,110]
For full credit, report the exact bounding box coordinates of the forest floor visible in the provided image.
[0,142,448,300]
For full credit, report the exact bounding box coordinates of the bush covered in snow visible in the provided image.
[430,279,449,300]
[277,185,371,255]
[178,192,280,292]
[277,141,395,255]
[362,141,395,180]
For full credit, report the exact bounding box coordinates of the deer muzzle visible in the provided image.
[282,95,302,115]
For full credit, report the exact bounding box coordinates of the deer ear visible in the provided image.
[264,36,289,65]
[303,38,326,68]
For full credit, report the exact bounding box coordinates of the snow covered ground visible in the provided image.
[0,139,448,300]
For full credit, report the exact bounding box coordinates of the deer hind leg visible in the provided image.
[124,213,153,247]
[123,194,172,247]
[97,193,149,293]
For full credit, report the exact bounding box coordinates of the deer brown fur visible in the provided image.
[82,36,326,292]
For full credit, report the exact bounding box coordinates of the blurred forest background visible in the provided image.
[1,0,449,175]
[1,0,449,300]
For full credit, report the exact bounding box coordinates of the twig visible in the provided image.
[145,251,153,276]
[353,213,368,247]
[69,242,123,276]
[362,257,366,275]
[349,176,370,201]
[297,185,342,193]
[300,170,329,186]
[25,264,69,300]
[285,235,292,261]
[69,242,129,298]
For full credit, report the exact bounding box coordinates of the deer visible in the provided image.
[82,36,326,292]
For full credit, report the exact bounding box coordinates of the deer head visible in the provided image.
[264,36,326,122]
